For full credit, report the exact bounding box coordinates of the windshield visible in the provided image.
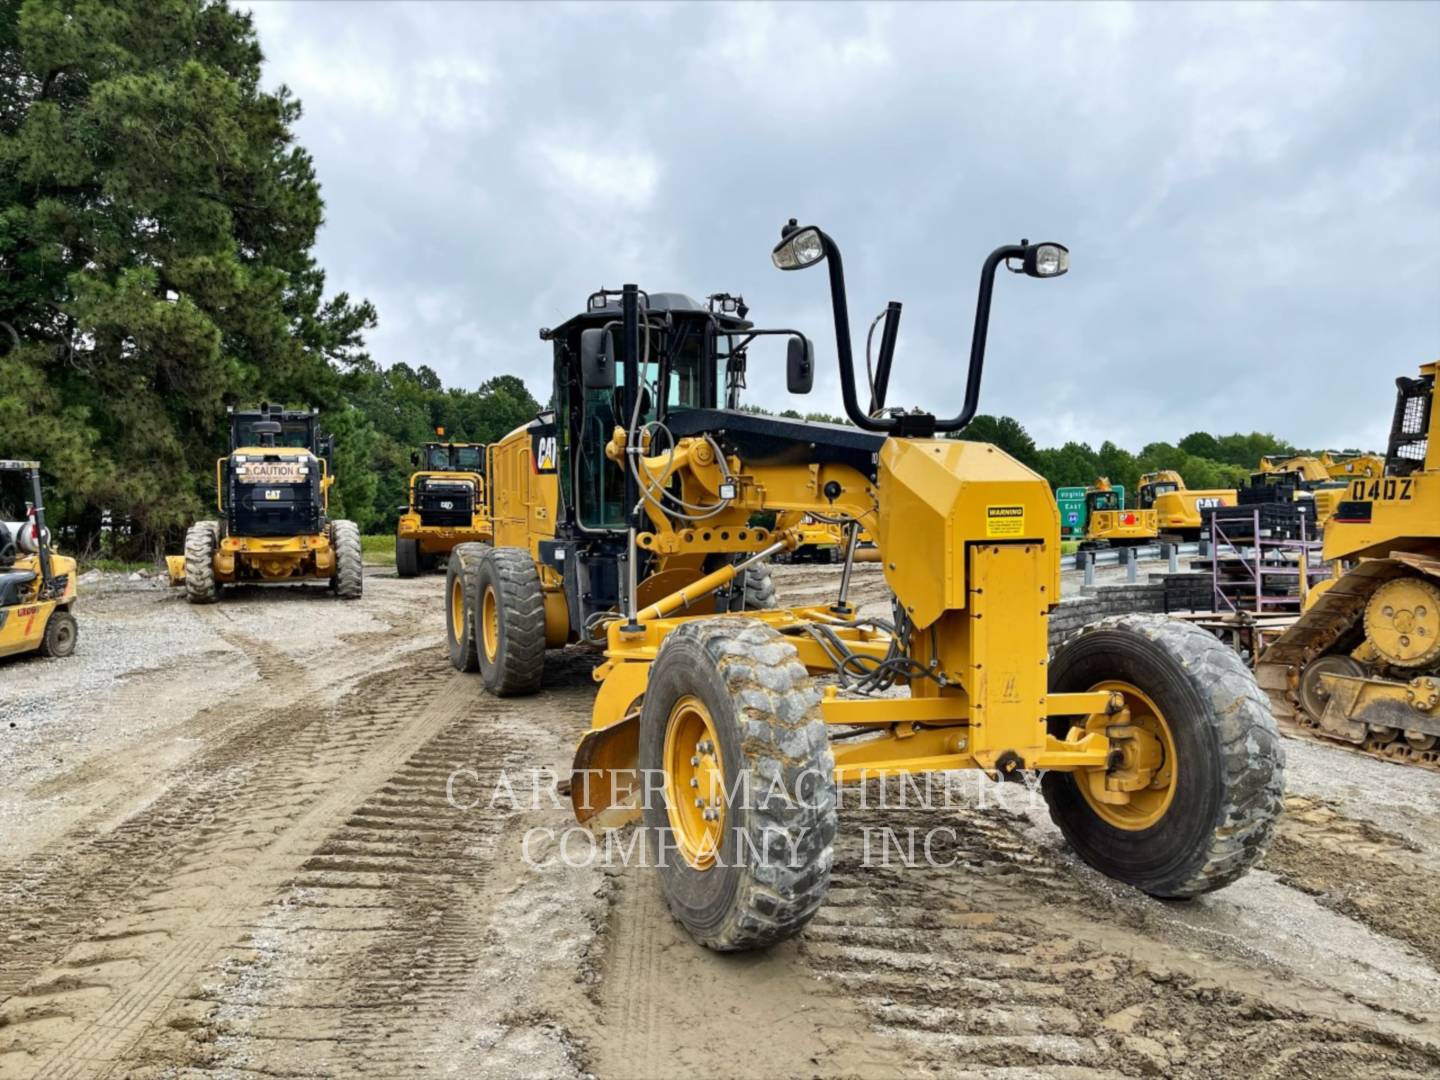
[235,419,312,449]
[1089,491,1120,512]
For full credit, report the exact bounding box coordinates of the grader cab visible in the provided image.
[167,404,362,603]
[395,439,492,578]
[453,224,1283,951]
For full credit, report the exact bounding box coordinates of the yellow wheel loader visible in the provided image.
[1078,478,1157,549]
[456,224,1283,951]
[0,461,78,661]
[1257,362,1440,768]
[1136,470,1235,539]
[166,404,362,603]
[395,441,493,578]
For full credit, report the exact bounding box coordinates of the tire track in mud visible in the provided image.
[0,626,412,1003]
[798,796,1440,1080]
[1263,794,1440,969]
[124,659,602,1078]
[0,649,461,1079]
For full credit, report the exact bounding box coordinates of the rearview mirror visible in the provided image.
[787,336,814,394]
[580,327,615,390]
[410,451,420,467]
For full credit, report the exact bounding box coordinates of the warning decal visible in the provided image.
[985,505,1025,537]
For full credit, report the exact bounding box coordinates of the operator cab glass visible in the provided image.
[1088,490,1121,513]
[454,446,483,471]
[232,414,316,452]
[1139,481,1177,509]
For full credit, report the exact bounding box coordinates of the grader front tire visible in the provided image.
[639,617,837,951]
[1044,614,1284,898]
[331,520,364,600]
[445,542,489,673]
[183,521,221,605]
[472,547,545,696]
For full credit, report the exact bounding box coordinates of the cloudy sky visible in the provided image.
[246,1,1439,454]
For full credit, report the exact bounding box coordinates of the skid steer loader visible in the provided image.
[1257,362,1440,768]
[395,439,492,578]
[462,223,1283,951]
[166,404,362,603]
[0,460,78,661]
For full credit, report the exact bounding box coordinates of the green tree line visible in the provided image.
[0,0,538,554]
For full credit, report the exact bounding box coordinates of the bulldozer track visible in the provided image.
[1257,559,1440,774]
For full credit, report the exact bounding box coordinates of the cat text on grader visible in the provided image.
[449,224,1284,951]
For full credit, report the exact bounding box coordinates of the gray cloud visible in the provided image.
[248,0,1440,453]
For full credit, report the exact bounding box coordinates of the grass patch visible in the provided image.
[361,534,396,565]
[1060,540,1079,555]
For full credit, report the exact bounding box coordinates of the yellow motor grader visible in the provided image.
[455,224,1283,951]
[0,460,78,661]
[1257,362,1440,768]
[167,404,362,603]
[395,439,492,578]
[1136,470,1235,539]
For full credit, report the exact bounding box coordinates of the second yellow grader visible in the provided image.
[449,224,1284,951]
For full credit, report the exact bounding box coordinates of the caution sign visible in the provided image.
[985,505,1025,537]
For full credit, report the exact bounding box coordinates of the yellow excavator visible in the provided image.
[1257,362,1439,767]
[1079,477,1157,548]
[1136,470,1235,539]
[1323,451,1385,481]
[452,224,1283,951]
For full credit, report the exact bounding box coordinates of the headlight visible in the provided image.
[1023,243,1070,278]
[772,227,825,271]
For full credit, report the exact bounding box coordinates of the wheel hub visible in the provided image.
[450,576,465,641]
[1079,681,1176,831]
[481,584,499,663]
[663,695,726,869]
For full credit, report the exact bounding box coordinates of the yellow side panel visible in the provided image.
[878,438,1059,629]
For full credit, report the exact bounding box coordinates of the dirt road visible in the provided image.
[1,565,1438,1078]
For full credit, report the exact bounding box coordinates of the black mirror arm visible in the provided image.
[815,230,893,433]
[933,243,1025,435]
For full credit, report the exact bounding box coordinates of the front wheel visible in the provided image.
[395,536,420,578]
[183,521,221,605]
[1043,613,1284,898]
[331,520,363,599]
[639,617,837,951]
[40,608,78,658]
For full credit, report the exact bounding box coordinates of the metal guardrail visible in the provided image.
[1069,541,1199,571]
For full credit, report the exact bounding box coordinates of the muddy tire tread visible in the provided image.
[331,520,363,600]
[183,521,220,605]
[1050,613,1285,897]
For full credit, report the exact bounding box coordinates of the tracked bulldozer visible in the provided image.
[167,404,362,603]
[457,223,1282,951]
[395,439,492,578]
[1257,362,1440,768]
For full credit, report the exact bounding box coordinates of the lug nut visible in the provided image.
[689,777,699,788]
[694,797,704,808]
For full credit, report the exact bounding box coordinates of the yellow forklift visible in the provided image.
[395,436,492,578]
[0,460,78,660]
[456,225,1283,951]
